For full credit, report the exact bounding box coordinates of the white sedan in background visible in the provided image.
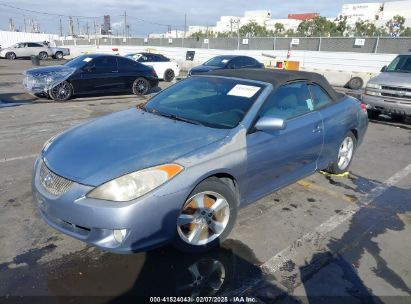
[125,53,180,82]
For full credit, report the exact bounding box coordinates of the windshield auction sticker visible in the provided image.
[228,84,261,98]
[83,57,93,62]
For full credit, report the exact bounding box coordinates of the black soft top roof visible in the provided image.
[204,68,344,101]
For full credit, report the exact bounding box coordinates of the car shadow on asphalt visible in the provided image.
[0,184,410,303]
[369,115,411,130]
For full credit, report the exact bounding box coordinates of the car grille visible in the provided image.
[381,86,411,100]
[40,162,73,196]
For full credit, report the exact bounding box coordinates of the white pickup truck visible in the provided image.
[41,42,70,60]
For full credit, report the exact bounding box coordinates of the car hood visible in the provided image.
[43,108,229,186]
[24,65,76,76]
[369,72,411,88]
[190,65,222,74]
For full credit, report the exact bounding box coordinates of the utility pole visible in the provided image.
[182,13,187,47]
[236,19,240,50]
[24,17,27,32]
[230,18,233,38]
[184,13,187,38]
[86,21,89,38]
[93,19,97,36]
[123,11,127,38]
[68,16,74,37]
[59,19,63,37]
[8,18,14,31]
[77,18,80,36]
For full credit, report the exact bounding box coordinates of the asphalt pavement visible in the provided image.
[0,59,410,303]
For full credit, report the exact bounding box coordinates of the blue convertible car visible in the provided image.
[32,69,368,253]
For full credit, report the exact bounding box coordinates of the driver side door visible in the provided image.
[245,82,324,203]
[80,56,123,93]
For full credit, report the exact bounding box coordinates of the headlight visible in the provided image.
[87,164,184,202]
[366,83,381,89]
[42,134,57,152]
[45,76,55,84]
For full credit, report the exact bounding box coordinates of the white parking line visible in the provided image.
[0,154,37,164]
[261,163,411,274]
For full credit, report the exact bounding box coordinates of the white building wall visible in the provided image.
[380,0,411,26]
[265,19,301,32]
[214,16,240,33]
[0,30,59,48]
[340,2,382,25]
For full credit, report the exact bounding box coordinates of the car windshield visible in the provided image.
[125,53,138,58]
[386,55,411,73]
[144,76,265,129]
[64,55,92,68]
[203,56,232,67]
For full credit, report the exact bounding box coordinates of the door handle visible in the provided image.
[111,70,118,73]
[312,125,322,133]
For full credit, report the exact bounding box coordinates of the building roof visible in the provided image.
[204,68,344,101]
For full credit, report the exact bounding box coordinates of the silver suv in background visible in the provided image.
[363,52,411,120]
[0,42,53,60]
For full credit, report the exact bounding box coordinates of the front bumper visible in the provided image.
[362,94,411,115]
[32,157,191,253]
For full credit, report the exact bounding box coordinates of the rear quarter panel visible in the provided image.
[317,96,364,169]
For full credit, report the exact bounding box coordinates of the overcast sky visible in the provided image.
[0,0,377,36]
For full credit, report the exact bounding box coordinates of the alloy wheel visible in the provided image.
[51,82,71,101]
[134,79,148,94]
[337,136,354,171]
[177,191,230,246]
[165,69,175,82]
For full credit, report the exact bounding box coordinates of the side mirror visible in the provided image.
[380,65,387,72]
[255,116,286,132]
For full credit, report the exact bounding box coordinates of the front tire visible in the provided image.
[173,178,238,253]
[132,77,150,95]
[164,69,175,82]
[49,81,73,102]
[325,131,356,174]
[6,52,16,60]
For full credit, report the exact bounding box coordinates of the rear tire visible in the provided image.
[164,69,175,82]
[48,81,73,102]
[39,52,48,60]
[132,77,150,95]
[367,109,380,119]
[325,131,356,175]
[173,178,238,253]
[6,52,16,60]
[347,77,363,90]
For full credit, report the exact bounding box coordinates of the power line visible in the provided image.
[0,2,104,19]
[0,2,187,34]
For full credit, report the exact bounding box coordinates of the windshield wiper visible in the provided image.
[154,111,203,126]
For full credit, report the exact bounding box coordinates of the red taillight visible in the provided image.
[360,103,367,112]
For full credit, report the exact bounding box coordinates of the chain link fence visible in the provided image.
[55,37,411,54]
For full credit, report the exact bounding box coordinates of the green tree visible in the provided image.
[385,15,406,37]
[274,23,285,34]
[216,32,231,38]
[354,20,378,36]
[297,16,337,37]
[189,31,207,39]
[334,15,349,36]
[402,27,411,37]
[239,21,272,37]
